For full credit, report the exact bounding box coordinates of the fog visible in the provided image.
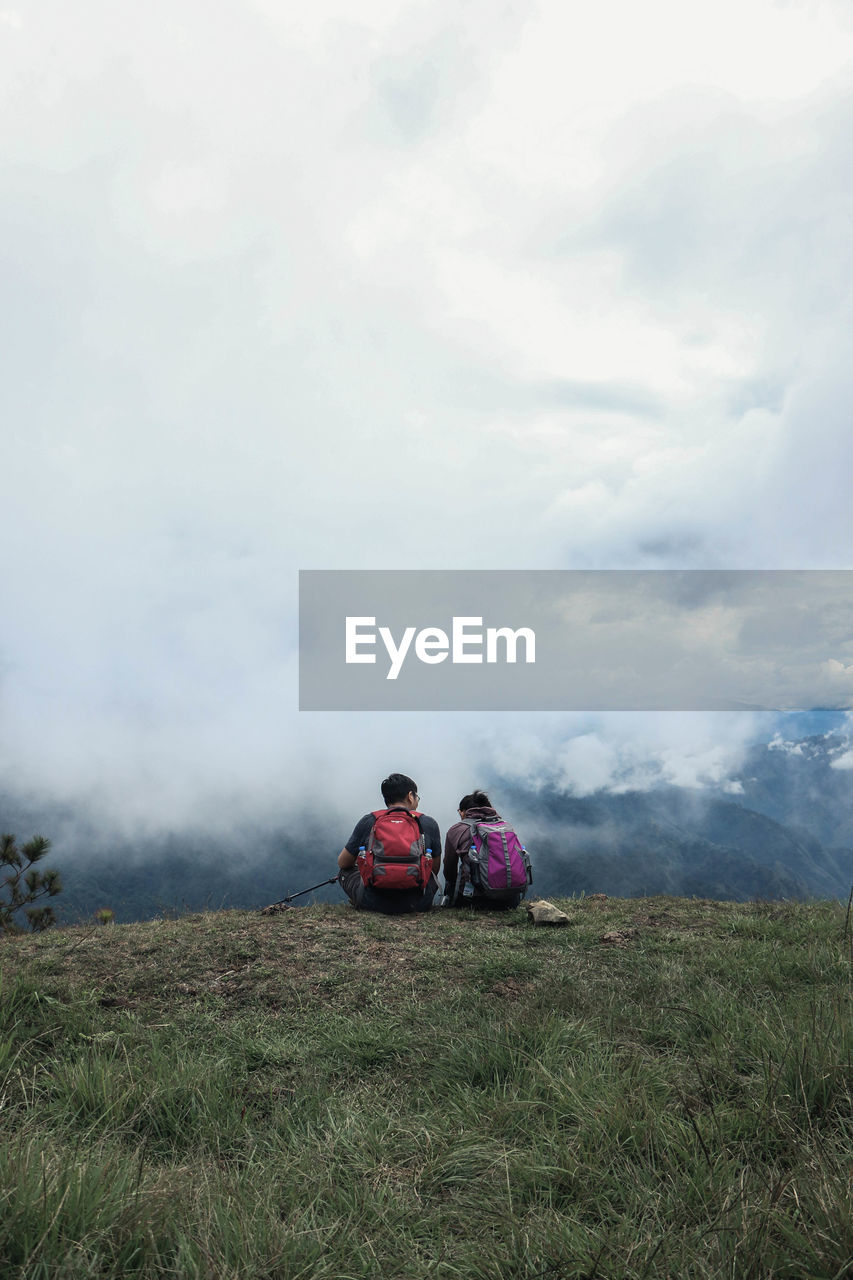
[3,1,853,863]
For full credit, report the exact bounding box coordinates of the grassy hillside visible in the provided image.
[1,896,851,1279]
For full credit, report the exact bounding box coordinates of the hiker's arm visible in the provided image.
[338,814,374,872]
[422,816,441,875]
[443,824,464,891]
[443,822,473,891]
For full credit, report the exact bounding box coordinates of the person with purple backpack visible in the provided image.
[441,791,532,910]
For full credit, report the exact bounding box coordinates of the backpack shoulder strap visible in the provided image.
[365,809,386,851]
[415,813,436,858]
[462,817,482,854]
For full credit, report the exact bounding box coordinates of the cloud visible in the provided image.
[476,711,763,798]
[2,0,853,843]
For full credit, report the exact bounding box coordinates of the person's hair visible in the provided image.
[381,773,417,806]
[459,790,490,811]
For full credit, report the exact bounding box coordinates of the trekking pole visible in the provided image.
[263,876,339,910]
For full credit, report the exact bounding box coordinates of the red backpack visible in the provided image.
[357,809,433,891]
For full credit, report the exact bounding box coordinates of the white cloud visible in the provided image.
[2,0,853,833]
[472,712,759,798]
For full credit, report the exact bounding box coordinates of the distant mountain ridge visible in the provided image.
[3,730,853,922]
[729,732,853,849]
[493,732,853,903]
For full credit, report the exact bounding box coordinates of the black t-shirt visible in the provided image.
[345,808,441,859]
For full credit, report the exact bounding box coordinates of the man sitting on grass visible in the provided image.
[337,773,441,915]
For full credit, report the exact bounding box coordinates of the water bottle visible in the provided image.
[463,880,474,899]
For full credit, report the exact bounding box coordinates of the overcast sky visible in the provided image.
[2,0,853,840]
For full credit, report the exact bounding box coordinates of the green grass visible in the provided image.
[1,895,851,1278]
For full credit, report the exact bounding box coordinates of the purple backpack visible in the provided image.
[462,818,532,901]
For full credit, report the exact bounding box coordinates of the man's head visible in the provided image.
[381,773,419,809]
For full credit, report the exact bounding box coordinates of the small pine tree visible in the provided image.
[0,833,62,934]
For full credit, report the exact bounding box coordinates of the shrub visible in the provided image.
[0,833,62,934]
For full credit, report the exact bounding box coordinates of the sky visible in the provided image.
[2,0,853,845]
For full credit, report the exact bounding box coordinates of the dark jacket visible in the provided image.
[442,805,501,897]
